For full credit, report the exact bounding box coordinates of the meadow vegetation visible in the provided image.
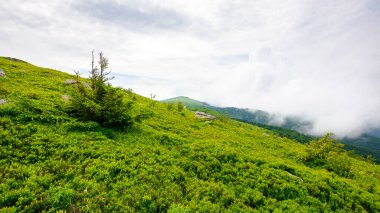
[0,57,380,212]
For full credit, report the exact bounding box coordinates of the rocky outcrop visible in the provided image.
[64,79,77,84]
[64,79,90,88]
[0,68,6,78]
[82,82,90,88]
[286,171,304,182]
[62,95,70,102]
[4,57,27,63]
[194,111,216,120]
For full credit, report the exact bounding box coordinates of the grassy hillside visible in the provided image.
[1,57,380,212]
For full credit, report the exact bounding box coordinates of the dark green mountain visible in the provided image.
[162,96,211,109]
[343,134,380,160]
[369,128,380,138]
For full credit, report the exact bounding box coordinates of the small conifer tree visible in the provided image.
[70,51,133,129]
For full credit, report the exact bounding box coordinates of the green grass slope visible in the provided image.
[1,57,380,212]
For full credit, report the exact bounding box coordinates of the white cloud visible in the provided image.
[0,0,379,137]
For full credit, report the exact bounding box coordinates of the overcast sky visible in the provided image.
[1,0,380,137]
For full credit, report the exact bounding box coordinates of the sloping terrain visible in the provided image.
[0,57,380,212]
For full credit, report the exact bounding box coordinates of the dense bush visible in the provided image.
[304,133,343,161]
[326,153,353,178]
[303,133,354,178]
[69,52,134,129]
[70,83,134,129]
[177,101,184,112]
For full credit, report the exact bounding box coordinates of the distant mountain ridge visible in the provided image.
[162,96,211,109]
[369,128,380,138]
[162,96,380,162]
[162,96,312,131]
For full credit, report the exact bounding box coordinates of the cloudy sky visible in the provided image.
[1,0,380,137]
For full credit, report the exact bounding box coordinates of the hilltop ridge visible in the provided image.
[162,96,211,108]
